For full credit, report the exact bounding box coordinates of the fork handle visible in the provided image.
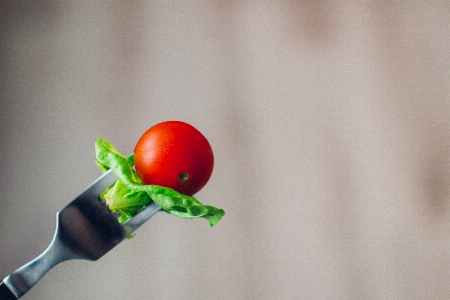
[1,232,74,299]
[0,281,17,300]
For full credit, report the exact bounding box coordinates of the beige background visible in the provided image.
[1,2,450,299]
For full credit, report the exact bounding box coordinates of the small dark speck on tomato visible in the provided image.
[178,172,189,182]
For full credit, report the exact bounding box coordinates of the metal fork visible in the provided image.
[0,170,161,299]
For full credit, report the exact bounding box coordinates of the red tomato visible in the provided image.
[134,121,214,196]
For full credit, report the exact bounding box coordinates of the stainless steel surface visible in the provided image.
[1,171,161,299]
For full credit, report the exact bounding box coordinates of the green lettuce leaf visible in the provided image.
[95,138,225,226]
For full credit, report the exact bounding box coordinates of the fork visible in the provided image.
[0,170,161,299]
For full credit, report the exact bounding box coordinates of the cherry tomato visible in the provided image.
[134,121,214,196]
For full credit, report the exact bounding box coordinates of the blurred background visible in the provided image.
[1,1,450,299]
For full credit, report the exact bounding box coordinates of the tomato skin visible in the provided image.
[134,121,214,196]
